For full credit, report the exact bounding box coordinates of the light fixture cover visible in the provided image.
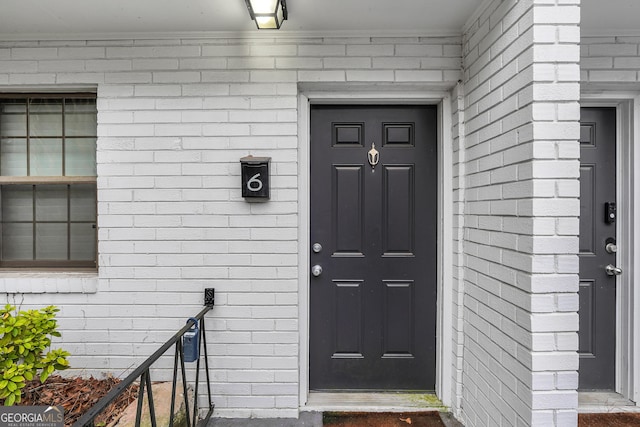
[245,0,287,29]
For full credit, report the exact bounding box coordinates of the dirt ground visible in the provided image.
[323,412,640,427]
[323,412,445,427]
[579,412,640,426]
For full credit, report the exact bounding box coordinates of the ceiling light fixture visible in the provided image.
[245,0,287,30]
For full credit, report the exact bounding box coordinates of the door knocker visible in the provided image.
[368,143,379,171]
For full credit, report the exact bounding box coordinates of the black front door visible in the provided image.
[309,105,437,390]
[579,107,617,390]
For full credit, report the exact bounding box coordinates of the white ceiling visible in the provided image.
[0,0,482,38]
[0,0,637,39]
[581,0,640,35]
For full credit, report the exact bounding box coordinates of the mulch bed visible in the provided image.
[2,375,139,427]
[323,412,640,427]
[323,412,445,427]
[579,412,640,426]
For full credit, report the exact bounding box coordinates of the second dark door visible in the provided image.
[579,107,617,390]
[309,105,437,390]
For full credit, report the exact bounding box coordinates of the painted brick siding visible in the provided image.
[581,36,640,84]
[0,35,461,418]
[461,0,580,426]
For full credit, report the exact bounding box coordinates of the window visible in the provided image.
[0,94,97,269]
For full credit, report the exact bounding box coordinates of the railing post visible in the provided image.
[145,372,157,427]
[135,372,147,427]
[169,344,180,427]
[179,338,192,427]
[193,340,201,427]
[201,315,213,408]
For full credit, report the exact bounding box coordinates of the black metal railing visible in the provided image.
[74,289,215,427]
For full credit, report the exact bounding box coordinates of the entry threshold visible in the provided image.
[305,392,446,413]
[579,391,639,413]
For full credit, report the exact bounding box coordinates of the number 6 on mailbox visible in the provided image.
[240,155,271,201]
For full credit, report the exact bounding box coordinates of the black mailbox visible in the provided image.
[240,156,271,201]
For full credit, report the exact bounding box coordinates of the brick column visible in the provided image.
[460,0,580,425]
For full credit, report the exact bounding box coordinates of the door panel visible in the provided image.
[578,107,617,390]
[333,166,364,254]
[310,105,437,391]
[579,165,596,254]
[578,280,595,356]
[383,166,414,255]
[333,280,364,357]
[382,281,415,356]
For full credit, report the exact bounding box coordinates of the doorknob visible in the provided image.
[311,265,323,277]
[605,264,622,276]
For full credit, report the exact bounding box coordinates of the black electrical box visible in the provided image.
[240,156,271,201]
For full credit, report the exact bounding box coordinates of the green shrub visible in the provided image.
[0,304,70,406]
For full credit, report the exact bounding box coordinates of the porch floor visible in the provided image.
[579,391,638,413]
[305,392,446,412]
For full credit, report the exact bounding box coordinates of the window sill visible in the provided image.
[0,270,98,294]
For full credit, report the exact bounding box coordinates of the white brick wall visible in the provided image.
[459,0,580,426]
[581,36,640,84]
[0,35,461,418]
